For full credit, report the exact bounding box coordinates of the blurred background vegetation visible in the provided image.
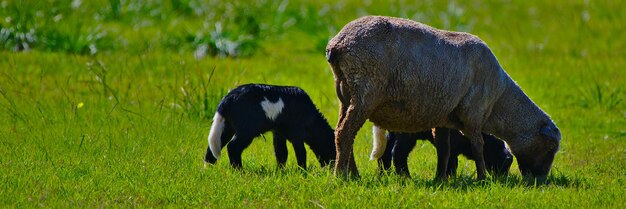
[1,0,621,58]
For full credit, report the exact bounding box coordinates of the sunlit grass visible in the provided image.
[0,0,624,208]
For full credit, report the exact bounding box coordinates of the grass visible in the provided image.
[1,0,625,208]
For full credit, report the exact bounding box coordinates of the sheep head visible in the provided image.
[512,121,561,180]
[483,137,514,176]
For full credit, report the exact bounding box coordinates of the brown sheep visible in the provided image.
[326,16,561,180]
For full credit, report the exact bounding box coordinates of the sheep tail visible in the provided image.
[369,125,388,160]
[208,112,226,159]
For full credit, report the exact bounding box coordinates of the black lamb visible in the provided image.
[377,128,513,178]
[204,84,336,169]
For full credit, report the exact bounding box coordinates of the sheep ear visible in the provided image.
[540,123,559,140]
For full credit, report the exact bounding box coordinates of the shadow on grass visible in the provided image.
[395,171,591,191]
[229,163,336,179]
[208,163,590,190]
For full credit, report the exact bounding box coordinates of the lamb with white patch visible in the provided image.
[204,84,336,169]
[326,16,561,180]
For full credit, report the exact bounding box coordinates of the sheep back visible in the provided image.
[327,16,509,132]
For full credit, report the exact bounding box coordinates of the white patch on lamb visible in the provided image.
[504,141,512,155]
[261,97,284,121]
[208,112,226,159]
[370,125,388,160]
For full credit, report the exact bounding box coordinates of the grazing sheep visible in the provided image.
[204,84,336,169]
[326,16,560,180]
[374,127,513,178]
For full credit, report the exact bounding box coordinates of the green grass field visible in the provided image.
[1,0,624,208]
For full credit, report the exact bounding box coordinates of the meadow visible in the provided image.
[0,0,624,208]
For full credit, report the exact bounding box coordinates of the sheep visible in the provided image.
[326,16,561,180]
[204,84,336,169]
[374,127,513,178]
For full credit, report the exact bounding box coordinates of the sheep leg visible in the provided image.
[392,134,417,178]
[334,104,366,179]
[291,140,307,169]
[334,102,349,168]
[349,153,358,176]
[434,128,451,180]
[446,154,459,177]
[465,130,487,180]
[273,131,288,168]
[334,80,350,132]
[282,128,309,169]
[336,101,349,129]
[226,133,255,169]
[377,132,395,174]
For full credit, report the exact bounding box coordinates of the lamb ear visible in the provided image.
[540,123,559,140]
